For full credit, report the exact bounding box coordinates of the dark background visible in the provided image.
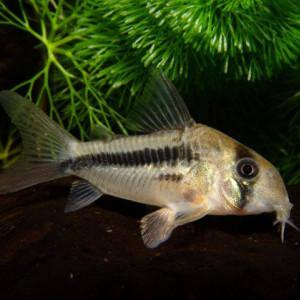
[0,5,300,300]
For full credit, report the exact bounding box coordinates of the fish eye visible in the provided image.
[236,159,259,179]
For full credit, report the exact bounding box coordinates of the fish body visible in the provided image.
[0,71,298,247]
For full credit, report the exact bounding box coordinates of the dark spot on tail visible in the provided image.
[60,157,75,172]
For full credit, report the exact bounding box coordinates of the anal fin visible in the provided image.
[65,180,103,212]
[141,208,176,248]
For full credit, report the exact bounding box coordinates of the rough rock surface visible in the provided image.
[0,179,299,299]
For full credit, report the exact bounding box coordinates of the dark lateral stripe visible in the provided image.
[157,173,183,182]
[62,143,198,172]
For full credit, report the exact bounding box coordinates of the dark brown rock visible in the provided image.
[0,179,299,299]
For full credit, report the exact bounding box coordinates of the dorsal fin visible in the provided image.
[126,70,195,133]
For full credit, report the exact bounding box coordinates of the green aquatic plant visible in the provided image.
[0,128,22,168]
[0,0,299,183]
[277,90,300,185]
[0,0,128,140]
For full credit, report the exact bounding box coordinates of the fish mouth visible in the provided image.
[273,201,300,242]
[273,218,300,243]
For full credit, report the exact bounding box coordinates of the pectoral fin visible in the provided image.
[141,205,211,248]
[141,208,176,248]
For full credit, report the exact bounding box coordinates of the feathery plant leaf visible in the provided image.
[0,0,300,183]
[277,89,300,185]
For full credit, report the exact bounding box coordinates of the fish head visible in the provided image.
[217,141,299,242]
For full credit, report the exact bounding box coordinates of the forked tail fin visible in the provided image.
[0,90,78,193]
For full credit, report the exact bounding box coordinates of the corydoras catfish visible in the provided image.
[0,71,298,248]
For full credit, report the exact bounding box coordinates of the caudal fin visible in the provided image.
[0,90,78,193]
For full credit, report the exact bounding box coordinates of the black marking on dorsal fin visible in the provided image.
[126,69,195,133]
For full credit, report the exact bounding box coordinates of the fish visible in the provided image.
[0,70,299,248]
